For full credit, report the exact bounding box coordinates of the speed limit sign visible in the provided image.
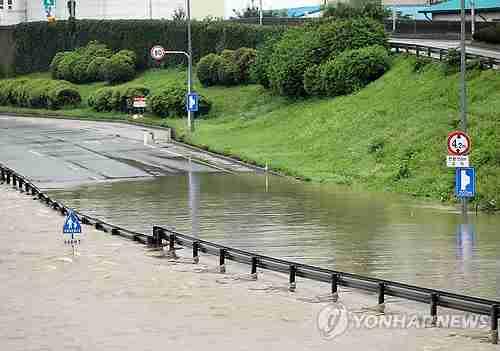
[150,45,166,61]
[447,131,471,156]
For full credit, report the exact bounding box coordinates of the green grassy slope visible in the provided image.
[1,57,499,208]
[175,57,500,208]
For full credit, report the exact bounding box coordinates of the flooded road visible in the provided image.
[48,173,500,300]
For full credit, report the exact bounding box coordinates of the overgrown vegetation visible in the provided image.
[0,78,81,109]
[322,1,389,22]
[88,85,150,112]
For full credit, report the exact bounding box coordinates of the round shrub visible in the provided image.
[217,59,239,86]
[220,49,235,62]
[56,52,81,82]
[233,47,257,83]
[149,84,212,118]
[104,55,136,84]
[70,55,93,83]
[115,50,137,67]
[83,41,113,59]
[47,82,81,109]
[86,57,109,82]
[321,45,390,96]
[303,65,323,96]
[50,52,71,79]
[88,88,113,111]
[250,34,282,88]
[197,54,224,87]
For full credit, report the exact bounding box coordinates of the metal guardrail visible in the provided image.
[1,163,499,344]
[390,42,500,68]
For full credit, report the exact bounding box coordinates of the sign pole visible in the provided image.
[187,0,194,133]
[460,0,468,215]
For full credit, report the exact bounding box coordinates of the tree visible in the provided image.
[172,7,186,21]
[233,0,260,18]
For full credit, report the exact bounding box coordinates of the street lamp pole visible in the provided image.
[187,0,194,133]
[460,0,468,215]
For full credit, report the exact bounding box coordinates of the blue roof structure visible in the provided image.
[419,0,500,14]
[287,5,322,17]
[385,5,429,20]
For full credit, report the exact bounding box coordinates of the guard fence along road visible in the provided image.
[390,42,500,69]
[1,162,499,345]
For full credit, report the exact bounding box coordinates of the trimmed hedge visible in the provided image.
[0,78,81,109]
[149,84,212,118]
[88,85,150,112]
[13,20,281,75]
[473,24,500,44]
[267,18,387,97]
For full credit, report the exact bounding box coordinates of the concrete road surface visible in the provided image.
[0,116,254,189]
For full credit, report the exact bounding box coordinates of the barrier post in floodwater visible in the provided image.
[169,233,175,252]
[289,265,297,292]
[193,241,199,264]
[219,248,226,273]
[331,273,339,301]
[492,305,499,344]
[378,282,386,313]
[431,293,439,327]
[251,257,258,279]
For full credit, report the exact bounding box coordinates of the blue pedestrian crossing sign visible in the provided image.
[63,210,82,235]
[455,167,475,198]
[187,93,199,112]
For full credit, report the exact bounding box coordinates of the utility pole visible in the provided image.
[460,0,468,215]
[471,0,475,38]
[186,0,194,133]
[259,0,263,25]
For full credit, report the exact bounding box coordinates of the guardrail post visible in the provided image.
[491,305,499,345]
[169,233,175,252]
[12,174,17,187]
[378,282,386,313]
[427,47,431,57]
[430,293,439,327]
[193,241,199,264]
[18,178,23,191]
[251,257,258,279]
[289,265,297,292]
[395,46,399,54]
[331,274,339,301]
[405,44,409,54]
[416,46,420,57]
[0,169,4,182]
[219,248,226,273]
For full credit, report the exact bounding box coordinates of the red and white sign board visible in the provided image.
[150,45,166,61]
[133,96,146,108]
[447,155,469,168]
[447,131,471,156]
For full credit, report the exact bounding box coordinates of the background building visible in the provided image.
[0,0,226,26]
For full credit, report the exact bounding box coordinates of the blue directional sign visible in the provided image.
[63,210,82,235]
[455,167,475,198]
[187,93,199,112]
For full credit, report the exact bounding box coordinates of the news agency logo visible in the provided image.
[317,302,490,340]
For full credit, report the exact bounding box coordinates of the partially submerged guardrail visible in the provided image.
[390,42,500,69]
[1,162,499,344]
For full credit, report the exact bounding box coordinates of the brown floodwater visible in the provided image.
[47,172,500,300]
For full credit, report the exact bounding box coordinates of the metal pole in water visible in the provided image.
[186,0,194,133]
[460,0,468,216]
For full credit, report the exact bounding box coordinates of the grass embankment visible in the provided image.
[2,57,499,209]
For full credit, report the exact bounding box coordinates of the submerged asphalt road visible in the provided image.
[0,116,254,188]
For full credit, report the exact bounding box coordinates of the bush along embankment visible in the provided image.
[0,78,81,109]
[88,85,150,112]
[149,83,212,117]
[251,17,390,98]
[197,47,257,87]
[51,41,138,84]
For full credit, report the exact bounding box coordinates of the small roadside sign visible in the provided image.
[447,155,469,168]
[63,210,82,243]
[455,167,475,198]
[133,96,147,108]
[447,131,471,156]
[187,93,199,112]
[150,45,166,61]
